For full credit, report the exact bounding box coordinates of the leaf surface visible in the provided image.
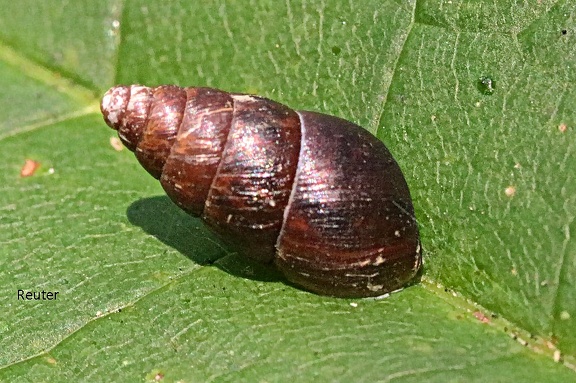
[0,0,574,381]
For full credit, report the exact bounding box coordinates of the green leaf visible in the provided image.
[1,0,574,381]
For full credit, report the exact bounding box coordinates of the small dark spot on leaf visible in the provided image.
[331,46,341,55]
[561,29,567,35]
[477,76,495,95]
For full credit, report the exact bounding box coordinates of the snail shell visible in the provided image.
[101,85,421,297]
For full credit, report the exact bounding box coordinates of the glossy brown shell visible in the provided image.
[101,84,421,297]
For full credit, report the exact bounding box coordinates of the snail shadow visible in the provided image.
[126,196,284,283]
[126,196,425,296]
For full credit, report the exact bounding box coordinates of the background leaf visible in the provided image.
[1,0,574,381]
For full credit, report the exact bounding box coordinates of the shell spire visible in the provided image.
[101,85,187,179]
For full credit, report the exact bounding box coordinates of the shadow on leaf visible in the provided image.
[126,196,284,283]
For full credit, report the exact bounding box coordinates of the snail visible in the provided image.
[100,85,421,298]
